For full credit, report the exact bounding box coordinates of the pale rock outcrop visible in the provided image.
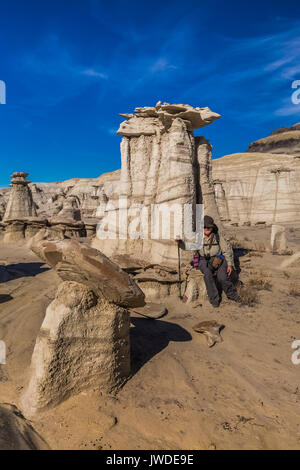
[0,170,120,223]
[1,172,113,241]
[270,224,287,253]
[183,269,207,303]
[24,217,48,240]
[3,172,37,221]
[213,124,300,226]
[41,240,145,308]
[1,102,223,269]
[1,102,222,253]
[112,256,207,304]
[21,240,145,416]
[47,193,85,239]
[3,220,26,243]
[0,189,9,221]
[54,194,81,222]
[213,152,300,225]
[92,102,222,267]
[3,173,41,243]
[29,170,120,220]
[28,228,59,261]
[21,281,131,416]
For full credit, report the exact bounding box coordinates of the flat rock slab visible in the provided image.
[39,240,145,308]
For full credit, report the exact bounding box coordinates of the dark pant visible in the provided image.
[199,257,239,306]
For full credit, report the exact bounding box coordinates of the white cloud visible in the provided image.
[82,69,108,79]
[150,58,177,73]
[20,34,109,107]
[275,103,300,116]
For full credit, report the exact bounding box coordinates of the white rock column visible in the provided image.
[270,224,286,253]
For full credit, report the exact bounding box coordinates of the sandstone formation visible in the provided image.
[0,188,9,221]
[3,172,37,221]
[112,255,207,304]
[0,102,223,304]
[2,173,46,243]
[0,174,106,242]
[0,103,223,264]
[40,239,145,308]
[0,171,121,243]
[0,171,120,224]
[1,121,299,233]
[28,170,120,221]
[92,101,222,267]
[213,126,300,226]
[270,224,287,253]
[22,239,145,416]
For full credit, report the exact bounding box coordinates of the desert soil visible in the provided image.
[0,229,300,450]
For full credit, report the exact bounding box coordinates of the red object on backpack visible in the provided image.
[192,251,200,268]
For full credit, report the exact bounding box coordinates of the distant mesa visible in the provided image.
[247,122,300,157]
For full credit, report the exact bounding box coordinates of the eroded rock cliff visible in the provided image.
[0,171,120,222]
[213,123,300,225]
[92,101,221,265]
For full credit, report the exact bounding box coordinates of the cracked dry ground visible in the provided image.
[0,240,300,450]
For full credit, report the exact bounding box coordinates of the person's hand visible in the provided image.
[227,265,233,276]
[175,238,184,249]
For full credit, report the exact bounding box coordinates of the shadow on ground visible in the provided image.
[0,403,50,450]
[130,317,192,375]
[0,294,13,304]
[233,248,248,278]
[0,263,49,283]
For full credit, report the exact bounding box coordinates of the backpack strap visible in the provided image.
[208,233,215,250]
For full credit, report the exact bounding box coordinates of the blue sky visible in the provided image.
[0,0,300,187]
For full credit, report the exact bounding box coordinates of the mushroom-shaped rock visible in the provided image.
[3,171,37,221]
[38,239,145,308]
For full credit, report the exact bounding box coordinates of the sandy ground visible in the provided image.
[0,230,300,450]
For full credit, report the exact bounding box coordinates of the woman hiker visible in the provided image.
[178,215,241,308]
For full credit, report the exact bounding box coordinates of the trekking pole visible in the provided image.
[176,236,182,299]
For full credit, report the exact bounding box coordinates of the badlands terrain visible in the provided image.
[0,111,300,450]
[0,226,300,450]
